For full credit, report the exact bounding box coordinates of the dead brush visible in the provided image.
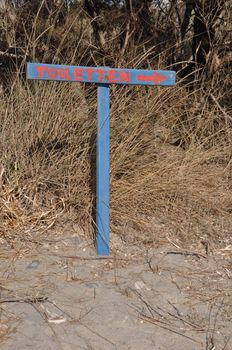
[0,81,94,240]
[0,71,232,247]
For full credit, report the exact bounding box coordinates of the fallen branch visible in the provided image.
[0,296,48,303]
[165,251,206,259]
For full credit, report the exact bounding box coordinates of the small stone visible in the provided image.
[26,260,40,270]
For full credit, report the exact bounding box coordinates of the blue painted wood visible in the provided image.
[27,63,176,86]
[96,84,110,256]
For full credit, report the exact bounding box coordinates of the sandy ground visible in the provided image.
[0,230,231,350]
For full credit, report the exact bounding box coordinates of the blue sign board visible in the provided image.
[27,63,176,256]
[27,63,176,86]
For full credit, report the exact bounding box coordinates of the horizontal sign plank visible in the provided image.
[27,63,176,86]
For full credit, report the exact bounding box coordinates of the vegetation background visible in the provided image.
[0,0,231,249]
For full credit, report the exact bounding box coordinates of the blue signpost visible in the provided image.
[27,63,176,256]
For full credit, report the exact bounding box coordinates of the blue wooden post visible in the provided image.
[96,84,110,255]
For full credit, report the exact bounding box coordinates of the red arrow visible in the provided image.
[137,72,167,84]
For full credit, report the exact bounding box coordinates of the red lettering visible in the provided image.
[48,68,58,79]
[120,71,131,83]
[108,70,117,83]
[59,68,66,79]
[65,68,72,80]
[86,68,95,80]
[86,68,108,82]
[59,67,72,80]
[74,68,84,81]
[96,69,107,82]
[37,66,47,78]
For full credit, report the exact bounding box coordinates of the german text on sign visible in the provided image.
[27,63,176,86]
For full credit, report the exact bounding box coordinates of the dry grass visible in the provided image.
[0,81,93,236]
[0,73,232,247]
